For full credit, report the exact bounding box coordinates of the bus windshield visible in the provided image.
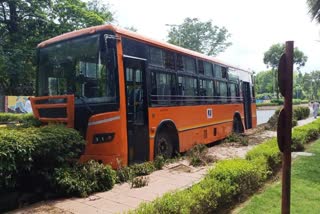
[38,34,118,104]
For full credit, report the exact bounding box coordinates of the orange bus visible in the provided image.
[31,24,256,168]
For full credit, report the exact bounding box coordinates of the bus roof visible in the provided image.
[38,24,251,74]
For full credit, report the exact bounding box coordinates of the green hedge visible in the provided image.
[0,125,85,192]
[0,113,41,127]
[133,159,268,214]
[53,160,116,197]
[291,121,320,151]
[132,119,320,213]
[293,106,310,120]
[256,103,279,107]
[267,106,310,130]
[257,99,309,107]
[246,138,281,175]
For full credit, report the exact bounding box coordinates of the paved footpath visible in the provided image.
[12,116,316,214]
[12,162,207,214]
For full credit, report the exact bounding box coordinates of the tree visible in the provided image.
[309,71,320,100]
[307,0,320,23]
[255,70,273,94]
[302,72,312,98]
[0,0,114,95]
[263,43,308,99]
[167,18,232,56]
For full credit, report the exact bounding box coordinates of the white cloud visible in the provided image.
[106,0,320,73]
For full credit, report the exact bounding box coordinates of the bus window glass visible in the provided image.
[184,56,196,73]
[228,69,239,82]
[177,54,184,71]
[230,83,239,102]
[136,69,142,83]
[126,68,133,82]
[219,81,228,102]
[179,76,197,96]
[165,51,175,70]
[198,60,204,75]
[199,79,214,97]
[151,72,176,104]
[215,65,222,78]
[222,67,228,79]
[149,47,164,67]
[206,80,214,97]
[204,61,213,77]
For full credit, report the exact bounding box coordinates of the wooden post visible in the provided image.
[277,41,293,214]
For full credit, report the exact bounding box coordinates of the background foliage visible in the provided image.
[167,17,232,56]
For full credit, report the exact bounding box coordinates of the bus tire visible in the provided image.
[233,116,243,134]
[155,131,174,159]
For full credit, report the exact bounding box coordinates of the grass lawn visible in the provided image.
[236,140,320,214]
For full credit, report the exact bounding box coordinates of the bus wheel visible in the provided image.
[155,132,173,159]
[233,117,243,134]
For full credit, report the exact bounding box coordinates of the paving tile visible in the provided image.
[108,195,144,208]
[53,200,107,214]
[125,188,158,202]
[94,191,120,199]
[82,197,133,213]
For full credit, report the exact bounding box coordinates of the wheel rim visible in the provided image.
[157,137,170,157]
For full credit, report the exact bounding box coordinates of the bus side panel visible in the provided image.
[178,122,233,152]
[251,103,257,128]
[148,103,244,156]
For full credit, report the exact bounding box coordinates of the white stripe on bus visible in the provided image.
[88,116,120,126]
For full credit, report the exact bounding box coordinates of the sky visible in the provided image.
[105,0,320,73]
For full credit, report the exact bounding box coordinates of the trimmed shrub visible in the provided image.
[206,159,266,199]
[53,160,116,197]
[132,160,266,214]
[291,131,307,151]
[130,162,156,176]
[187,144,213,166]
[0,129,35,191]
[245,138,281,175]
[0,113,41,127]
[291,123,319,151]
[189,179,235,213]
[0,113,23,123]
[292,119,298,127]
[116,162,157,184]
[135,190,194,214]
[267,106,310,130]
[224,132,249,146]
[153,155,165,170]
[294,123,319,141]
[131,176,149,188]
[271,99,284,105]
[256,103,279,107]
[293,106,310,120]
[0,125,85,192]
[116,166,133,183]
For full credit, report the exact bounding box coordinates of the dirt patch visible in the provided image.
[11,203,71,214]
[207,126,276,161]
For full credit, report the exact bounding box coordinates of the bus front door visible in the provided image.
[124,57,149,164]
[242,81,252,129]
